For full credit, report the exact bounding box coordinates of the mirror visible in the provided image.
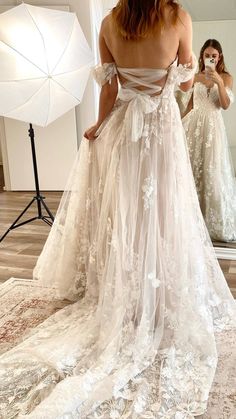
[180,1,236,257]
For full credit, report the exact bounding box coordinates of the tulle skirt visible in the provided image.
[183,107,236,242]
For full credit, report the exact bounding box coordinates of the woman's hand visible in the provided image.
[205,70,233,110]
[205,68,224,86]
[84,124,100,141]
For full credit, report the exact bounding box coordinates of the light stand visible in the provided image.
[0,123,54,242]
[0,3,93,243]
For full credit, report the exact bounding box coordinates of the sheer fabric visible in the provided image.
[0,59,236,419]
[182,82,236,241]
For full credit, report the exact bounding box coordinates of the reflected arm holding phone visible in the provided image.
[205,56,233,109]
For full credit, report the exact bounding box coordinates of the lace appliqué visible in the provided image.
[142,175,157,210]
[225,87,234,105]
[183,82,236,241]
[171,54,198,86]
[93,62,117,87]
[148,272,161,288]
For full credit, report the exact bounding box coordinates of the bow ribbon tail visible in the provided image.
[124,98,144,143]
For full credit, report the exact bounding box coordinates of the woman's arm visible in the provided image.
[84,18,118,140]
[207,71,233,110]
[177,9,194,92]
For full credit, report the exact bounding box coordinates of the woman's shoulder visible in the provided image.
[221,72,233,88]
[175,6,192,28]
[161,4,192,34]
[100,13,116,46]
[174,6,192,42]
[100,13,113,32]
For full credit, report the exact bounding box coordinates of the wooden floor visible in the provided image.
[0,191,61,283]
[0,164,4,191]
[0,191,235,298]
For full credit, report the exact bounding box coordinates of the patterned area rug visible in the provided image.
[202,328,236,418]
[0,277,68,355]
[0,278,235,418]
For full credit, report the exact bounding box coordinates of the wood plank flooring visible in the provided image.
[0,191,235,298]
[0,191,61,283]
[0,164,4,191]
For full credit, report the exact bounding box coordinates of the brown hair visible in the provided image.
[111,0,180,40]
[199,39,229,74]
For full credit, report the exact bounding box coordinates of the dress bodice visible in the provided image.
[93,58,197,143]
[117,63,175,95]
[93,56,197,96]
[193,82,234,113]
[193,82,220,112]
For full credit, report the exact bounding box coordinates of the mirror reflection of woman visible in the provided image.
[181,39,236,242]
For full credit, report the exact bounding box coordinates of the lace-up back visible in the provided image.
[117,66,170,95]
[93,58,197,143]
[93,57,197,98]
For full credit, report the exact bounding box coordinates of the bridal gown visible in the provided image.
[182,82,236,242]
[0,59,236,419]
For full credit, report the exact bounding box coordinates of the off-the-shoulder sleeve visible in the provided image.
[225,87,235,105]
[93,62,117,87]
[176,53,198,84]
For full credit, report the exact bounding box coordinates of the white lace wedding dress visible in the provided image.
[182,82,236,242]
[0,60,236,419]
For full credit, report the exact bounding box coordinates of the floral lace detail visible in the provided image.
[93,62,117,87]
[170,54,197,85]
[182,82,236,241]
[225,87,234,104]
[142,175,157,210]
[148,272,161,288]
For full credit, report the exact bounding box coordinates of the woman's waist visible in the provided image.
[193,102,221,113]
[118,86,173,102]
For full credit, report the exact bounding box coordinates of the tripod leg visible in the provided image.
[29,124,54,223]
[41,198,55,222]
[0,124,55,243]
[0,197,36,242]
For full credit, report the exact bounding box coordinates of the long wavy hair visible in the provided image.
[199,39,229,74]
[112,0,180,40]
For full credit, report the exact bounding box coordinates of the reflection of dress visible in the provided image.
[182,82,236,241]
[0,60,236,419]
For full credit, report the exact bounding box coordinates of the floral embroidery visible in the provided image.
[86,188,91,210]
[182,82,236,241]
[148,272,161,288]
[93,63,117,87]
[142,175,157,210]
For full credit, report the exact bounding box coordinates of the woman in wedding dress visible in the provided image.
[0,2,236,418]
[181,39,236,242]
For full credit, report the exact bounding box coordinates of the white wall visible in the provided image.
[192,20,236,171]
[3,112,78,190]
[181,0,236,22]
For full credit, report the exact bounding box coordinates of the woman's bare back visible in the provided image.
[101,6,192,70]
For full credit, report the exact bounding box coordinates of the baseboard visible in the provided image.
[215,247,236,260]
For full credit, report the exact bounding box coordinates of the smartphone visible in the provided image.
[204,58,215,70]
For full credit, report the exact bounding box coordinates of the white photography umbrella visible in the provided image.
[0,3,94,241]
[0,2,94,127]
